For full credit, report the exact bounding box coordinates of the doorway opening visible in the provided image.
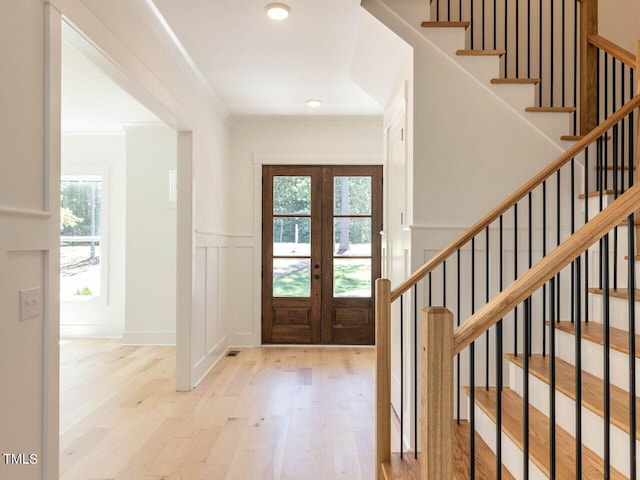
[58,19,183,455]
[262,165,382,345]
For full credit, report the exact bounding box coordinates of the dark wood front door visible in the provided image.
[262,165,382,345]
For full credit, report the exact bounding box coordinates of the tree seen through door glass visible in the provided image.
[273,217,310,256]
[333,176,371,215]
[333,218,371,256]
[273,176,311,215]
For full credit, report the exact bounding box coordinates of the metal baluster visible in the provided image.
[504,0,508,77]
[470,237,476,479]
[457,250,461,423]
[400,294,404,458]
[414,283,418,459]
[543,180,548,356]
[603,233,611,477]
[556,170,561,324]
[562,0,566,106]
[497,215,504,479]
[528,192,533,355]
[523,298,531,480]
[575,254,583,479]
[628,212,637,480]
[538,0,543,106]
[572,0,578,133]
[486,227,490,389]
[585,148,590,324]
[482,0,485,50]
[527,0,531,78]
[550,277,557,478]
[550,0,555,105]
[515,203,519,356]
[515,0,520,78]
[571,158,576,323]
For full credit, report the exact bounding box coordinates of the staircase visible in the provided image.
[370,0,640,478]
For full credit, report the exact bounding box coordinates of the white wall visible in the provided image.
[600,0,640,54]
[123,125,177,345]
[0,2,59,477]
[61,133,126,337]
[228,117,384,345]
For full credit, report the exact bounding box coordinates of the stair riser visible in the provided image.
[553,326,639,392]
[509,361,639,478]
[455,56,502,84]
[466,393,548,480]
[522,111,571,140]
[421,28,467,57]
[488,84,537,113]
[590,294,640,332]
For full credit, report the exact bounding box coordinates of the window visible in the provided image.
[60,176,104,301]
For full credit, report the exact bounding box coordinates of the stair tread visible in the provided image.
[466,387,626,479]
[579,189,625,199]
[491,78,541,85]
[380,421,514,480]
[421,21,471,29]
[506,353,640,437]
[553,320,640,358]
[525,106,576,113]
[588,287,640,301]
[456,49,506,57]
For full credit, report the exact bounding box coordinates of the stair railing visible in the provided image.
[376,84,639,478]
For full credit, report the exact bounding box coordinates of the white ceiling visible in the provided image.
[60,0,411,127]
[151,0,411,116]
[61,24,162,133]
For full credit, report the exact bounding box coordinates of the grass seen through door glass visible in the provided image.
[273,260,370,297]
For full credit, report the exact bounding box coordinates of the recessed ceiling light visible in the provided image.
[306,99,322,109]
[265,3,290,20]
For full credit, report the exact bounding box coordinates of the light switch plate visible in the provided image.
[20,287,41,321]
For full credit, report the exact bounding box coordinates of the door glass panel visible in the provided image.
[334,176,371,215]
[333,218,371,256]
[333,258,372,298]
[273,258,311,297]
[273,217,311,256]
[273,176,311,215]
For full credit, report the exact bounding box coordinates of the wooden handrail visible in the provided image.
[588,34,636,69]
[390,94,640,302]
[452,182,640,355]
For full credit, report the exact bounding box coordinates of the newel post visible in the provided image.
[421,307,454,480]
[375,278,391,479]
[578,0,598,135]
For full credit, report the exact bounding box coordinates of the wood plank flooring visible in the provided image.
[60,340,377,480]
[381,422,515,480]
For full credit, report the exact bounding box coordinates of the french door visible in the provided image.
[262,165,382,344]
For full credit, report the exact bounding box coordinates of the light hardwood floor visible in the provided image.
[60,340,377,480]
